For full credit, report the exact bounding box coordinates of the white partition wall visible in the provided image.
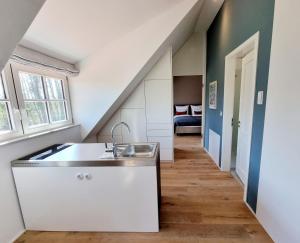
[97,48,174,161]
[145,49,173,161]
[256,1,300,242]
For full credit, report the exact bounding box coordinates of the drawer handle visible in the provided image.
[84,173,92,180]
[76,173,84,180]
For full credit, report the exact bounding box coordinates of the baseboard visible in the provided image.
[9,229,25,243]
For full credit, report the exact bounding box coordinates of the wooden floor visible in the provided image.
[16,135,272,243]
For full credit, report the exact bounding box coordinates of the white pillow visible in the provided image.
[175,105,189,113]
[191,105,202,116]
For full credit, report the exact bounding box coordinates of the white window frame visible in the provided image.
[10,62,73,135]
[0,65,23,141]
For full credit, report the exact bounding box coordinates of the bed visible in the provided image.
[174,105,202,135]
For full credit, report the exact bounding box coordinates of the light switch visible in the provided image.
[257,91,264,105]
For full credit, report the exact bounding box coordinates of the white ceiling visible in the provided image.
[20,0,185,63]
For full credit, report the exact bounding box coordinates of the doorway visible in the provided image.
[173,75,203,139]
[221,32,259,199]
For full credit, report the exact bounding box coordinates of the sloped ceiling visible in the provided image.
[21,0,186,63]
[0,0,45,71]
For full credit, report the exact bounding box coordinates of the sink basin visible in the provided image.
[120,143,156,158]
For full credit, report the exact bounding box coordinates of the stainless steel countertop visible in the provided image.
[11,143,160,167]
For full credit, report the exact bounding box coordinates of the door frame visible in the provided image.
[201,32,207,139]
[221,32,259,198]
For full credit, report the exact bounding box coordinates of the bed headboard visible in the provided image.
[174,104,201,115]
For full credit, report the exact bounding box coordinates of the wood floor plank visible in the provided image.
[15,135,273,243]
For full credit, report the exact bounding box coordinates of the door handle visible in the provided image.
[238,121,241,128]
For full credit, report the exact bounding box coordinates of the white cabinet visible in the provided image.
[145,79,173,123]
[13,166,159,232]
[122,81,145,109]
[99,108,147,143]
[98,81,147,143]
[147,128,173,137]
[144,48,173,162]
[148,136,173,161]
[147,123,173,137]
[96,48,174,161]
[144,77,174,160]
[120,108,147,143]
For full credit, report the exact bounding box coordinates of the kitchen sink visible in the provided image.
[120,143,156,158]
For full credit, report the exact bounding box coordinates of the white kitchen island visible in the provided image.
[12,143,160,232]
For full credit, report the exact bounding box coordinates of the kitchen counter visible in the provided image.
[12,142,161,232]
[12,143,159,167]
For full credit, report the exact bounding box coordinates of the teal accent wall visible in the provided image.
[205,0,275,211]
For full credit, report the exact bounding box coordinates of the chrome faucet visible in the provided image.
[111,122,131,157]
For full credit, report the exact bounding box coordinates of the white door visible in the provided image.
[145,78,173,124]
[236,51,257,185]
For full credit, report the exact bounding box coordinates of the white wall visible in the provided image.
[172,32,205,76]
[256,1,300,243]
[0,126,81,243]
[0,0,45,71]
[69,0,202,139]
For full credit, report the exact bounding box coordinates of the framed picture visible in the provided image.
[209,81,217,109]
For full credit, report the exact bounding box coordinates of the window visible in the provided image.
[0,65,23,141]
[19,72,49,127]
[45,77,68,123]
[0,62,72,142]
[12,63,72,134]
[0,73,12,133]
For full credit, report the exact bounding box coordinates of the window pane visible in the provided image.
[0,75,5,99]
[45,77,64,100]
[49,101,67,122]
[19,72,44,100]
[0,102,11,133]
[25,101,48,127]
